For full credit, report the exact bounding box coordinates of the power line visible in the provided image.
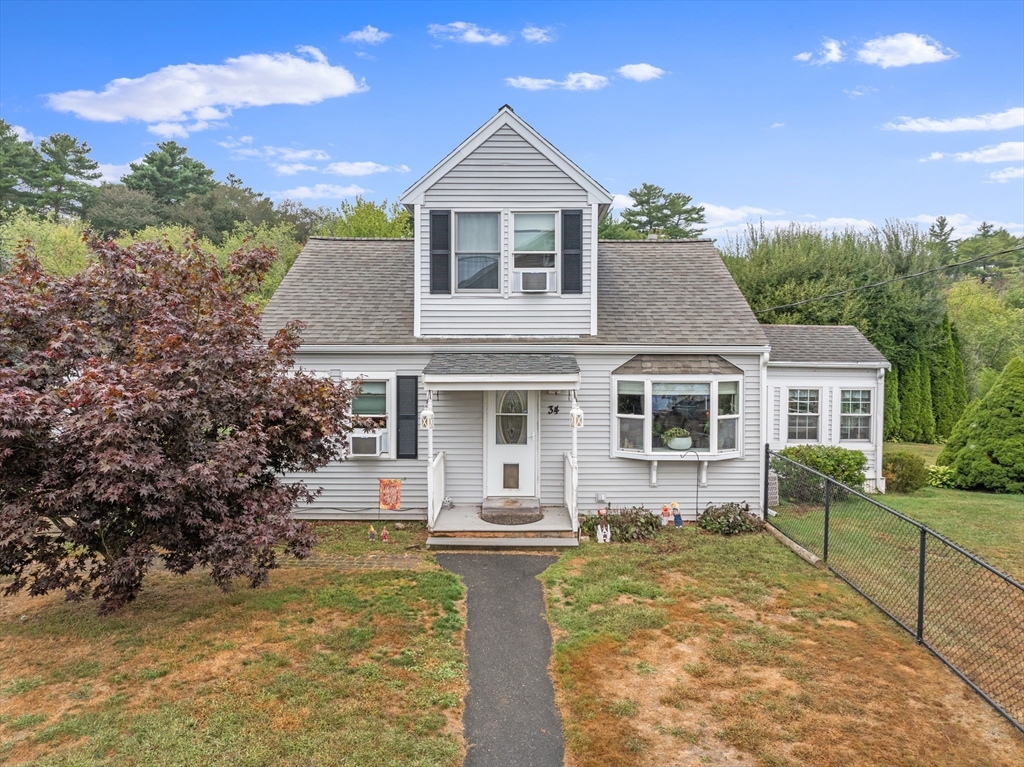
[753,245,1024,315]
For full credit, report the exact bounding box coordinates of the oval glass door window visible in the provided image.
[496,390,528,445]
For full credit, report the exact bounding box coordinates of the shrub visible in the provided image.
[776,445,867,502]
[937,357,1024,493]
[580,506,662,543]
[882,451,928,493]
[697,502,765,536]
[926,464,957,489]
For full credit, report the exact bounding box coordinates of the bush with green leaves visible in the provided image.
[937,356,1024,493]
[580,506,662,543]
[882,451,928,493]
[926,464,957,489]
[697,502,765,536]
[777,444,867,494]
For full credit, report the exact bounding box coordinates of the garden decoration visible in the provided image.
[380,526,389,543]
[368,525,377,541]
[660,505,672,526]
[671,501,682,527]
[596,518,612,543]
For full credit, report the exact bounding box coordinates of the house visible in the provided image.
[762,324,891,492]
[261,106,889,546]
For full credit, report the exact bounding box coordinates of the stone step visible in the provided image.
[427,536,579,549]
[430,528,577,539]
[481,496,541,513]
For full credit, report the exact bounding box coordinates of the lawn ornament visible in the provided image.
[368,525,377,541]
[660,505,672,526]
[381,526,389,543]
[596,518,612,544]
[671,501,682,527]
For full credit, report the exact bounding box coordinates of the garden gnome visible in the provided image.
[596,518,612,544]
[368,525,377,541]
[381,526,389,543]
[660,505,672,526]
[671,501,683,528]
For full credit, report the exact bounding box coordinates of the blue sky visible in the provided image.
[2,0,1022,239]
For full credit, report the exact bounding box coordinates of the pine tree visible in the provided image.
[898,353,924,442]
[930,315,968,440]
[620,183,706,238]
[884,366,901,441]
[37,133,101,217]
[927,215,956,264]
[123,141,215,206]
[0,119,44,214]
[937,357,1024,493]
[919,354,936,443]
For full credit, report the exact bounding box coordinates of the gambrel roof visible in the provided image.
[400,106,614,211]
[261,237,769,348]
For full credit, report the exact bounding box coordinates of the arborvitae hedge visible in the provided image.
[899,354,924,442]
[884,367,901,441]
[937,356,1024,493]
[931,314,968,440]
[919,356,936,444]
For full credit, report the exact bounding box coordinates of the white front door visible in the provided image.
[485,390,538,497]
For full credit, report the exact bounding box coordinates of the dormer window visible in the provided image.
[513,213,557,292]
[456,212,501,291]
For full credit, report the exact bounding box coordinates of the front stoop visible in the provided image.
[428,503,578,549]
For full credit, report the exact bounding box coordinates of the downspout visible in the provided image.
[760,351,769,516]
[876,367,886,493]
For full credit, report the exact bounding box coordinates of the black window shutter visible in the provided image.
[396,376,418,459]
[429,210,451,294]
[561,209,583,294]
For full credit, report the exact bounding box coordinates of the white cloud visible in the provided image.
[11,124,36,142]
[273,183,367,200]
[795,38,845,66]
[857,33,955,68]
[522,26,555,43]
[610,193,633,210]
[885,107,1024,133]
[702,203,782,228]
[844,85,877,98]
[920,151,945,162]
[953,142,1024,164]
[506,72,609,91]
[617,63,665,82]
[343,25,390,44]
[47,46,366,136]
[989,166,1024,183]
[231,145,331,162]
[273,163,319,175]
[93,159,141,185]
[910,213,1023,235]
[697,203,876,240]
[428,21,509,45]
[324,161,411,176]
[217,135,253,148]
[769,122,785,129]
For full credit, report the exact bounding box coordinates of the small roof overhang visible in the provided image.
[423,353,581,391]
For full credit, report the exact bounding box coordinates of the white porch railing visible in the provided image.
[428,451,446,530]
[564,451,579,533]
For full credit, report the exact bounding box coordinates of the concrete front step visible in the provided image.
[481,496,541,513]
[430,528,576,540]
[427,536,578,549]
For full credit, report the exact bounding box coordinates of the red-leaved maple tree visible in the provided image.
[1,235,356,612]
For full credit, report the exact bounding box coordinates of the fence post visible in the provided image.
[823,480,831,563]
[916,527,927,643]
[763,443,770,521]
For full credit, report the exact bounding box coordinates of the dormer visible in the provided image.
[400,107,614,337]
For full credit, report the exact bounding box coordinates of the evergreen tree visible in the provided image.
[620,182,706,238]
[930,314,968,440]
[883,366,901,441]
[0,120,43,214]
[123,141,215,206]
[597,210,643,240]
[919,354,936,443]
[37,133,101,217]
[937,357,1024,493]
[927,215,956,264]
[898,353,924,441]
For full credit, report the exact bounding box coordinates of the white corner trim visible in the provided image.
[414,203,421,337]
[590,202,598,336]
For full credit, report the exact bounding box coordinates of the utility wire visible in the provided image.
[753,245,1024,314]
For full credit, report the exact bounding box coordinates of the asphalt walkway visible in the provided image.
[437,553,564,767]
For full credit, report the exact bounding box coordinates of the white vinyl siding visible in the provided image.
[418,125,593,336]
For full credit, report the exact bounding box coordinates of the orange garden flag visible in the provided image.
[379,479,402,511]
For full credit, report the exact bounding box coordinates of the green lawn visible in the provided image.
[0,555,466,766]
[884,441,945,464]
[542,529,1023,767]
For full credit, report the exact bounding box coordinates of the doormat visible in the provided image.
[479,511,544,526]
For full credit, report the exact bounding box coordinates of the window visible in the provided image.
[787,389,819,441]
[455,212,500,291]
[495,390,528,445]
[350,378,392,457]
[614,378,742,457]
[840,389,872,441]
[513,213,556,290]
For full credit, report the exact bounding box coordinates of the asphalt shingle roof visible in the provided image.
[260,238,768,347]
[424,353,580,376]
[761,324,889,366]
[612,354,742,376]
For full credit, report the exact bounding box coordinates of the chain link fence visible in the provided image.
[765,447,1024,732]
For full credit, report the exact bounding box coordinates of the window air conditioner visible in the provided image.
[351,433,382,456]
[519,271,553,293]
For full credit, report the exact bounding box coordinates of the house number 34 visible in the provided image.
[547,406,560,414]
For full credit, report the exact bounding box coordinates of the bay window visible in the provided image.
[614,377,743,458]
